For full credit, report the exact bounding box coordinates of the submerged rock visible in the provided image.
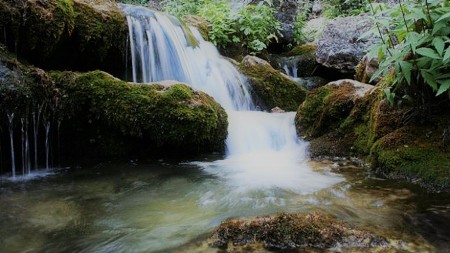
[52,70,228,158]
[316,15,378,74]
[240,55,307,111]
[209,212,389,251]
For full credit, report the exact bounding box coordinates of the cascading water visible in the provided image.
[120,4,342,194]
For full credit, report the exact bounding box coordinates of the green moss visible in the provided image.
[370,127,450,189]
[18,0,76,57]
[285,44,317,57]
[72,0,127,62]
[51,70,228,158]
[240,61,307,111]
[295,86,332,136]
[210,212,387,250]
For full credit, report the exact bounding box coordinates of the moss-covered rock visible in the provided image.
[51,70,228,158]
[0,0,127,74]
[0,44,62,171]
[295,77,450,190]
[370,122,450,191]
[209,212,389,251]
[183,15,210,41]
[296,79,373,138]
[240,55,307,111]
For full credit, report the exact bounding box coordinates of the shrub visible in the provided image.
[364,0,450,106]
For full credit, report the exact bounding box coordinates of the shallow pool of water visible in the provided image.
[0,157,449,253]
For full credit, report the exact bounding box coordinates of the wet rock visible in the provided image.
[209,212,389,251]
[240,55,307,111]
[272,44,318,78]
[355,55,380,84]
[0,0,128,75]
[51,70,228,158]
[27,200,81,231]
[271,107,285,113]
[296,79,373,138]
[316,15,378,74]
[294,76,329,90]
[295,75,450,191]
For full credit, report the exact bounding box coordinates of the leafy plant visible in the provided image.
[161,0,206,17]
[236,1,282,52]
[365,0,450,106]
[323,0,367,18]
[198,0,238,47]
[293,0,312,44]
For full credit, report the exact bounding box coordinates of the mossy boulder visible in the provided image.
[51,70,228,158]
[240,55,307,111]
[0,45,62,171]
[209,212,389,251]
[370,120,450,191]
[296,79,373,139]
[295,77,450,190]
[0,0,128,75]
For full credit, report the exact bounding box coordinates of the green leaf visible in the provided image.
[433,37,445,56]
[399,61,413,85]
[416,47,441,59]
[384,88,395,106]
[432,20,448,35]
[444,47,450,62]
[436,11,450,23]
[436,79,450,96]
[421,70,438,91]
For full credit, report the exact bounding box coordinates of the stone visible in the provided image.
[240,55,307,111]
[209,212,390,251]
[316,15,379,74]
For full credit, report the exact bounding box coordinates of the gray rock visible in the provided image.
[316,15,379,73]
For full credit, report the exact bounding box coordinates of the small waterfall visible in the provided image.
[20,117,31,175]
[44,121,51,170]
[7,112,15,178]
[120,4,254,111]
[120,4,342,193]
[280,56,300,78]
[32,104,43,170]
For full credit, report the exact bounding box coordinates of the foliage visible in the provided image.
[235,1,282,52]
[293,0,312,45]
[365,0,450,106]
[198,0,237,47]
[162,0,206,17]
[161,0,281,54]
[322,0,367,18]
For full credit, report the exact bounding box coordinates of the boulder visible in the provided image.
[296,79,373,138]
[51,70,228,158]
[0,0,128,75]
[295,76,450,191]
[240,55,307,111]
[316,15,378,74]
[209,212,389,251]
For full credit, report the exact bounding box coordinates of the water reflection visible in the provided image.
[0,158,448,253]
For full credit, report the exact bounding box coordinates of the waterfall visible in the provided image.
[120,4,253,111]
[7,113,15,178]
[279,56,300,78]
[120,5,342,193]
[45,121,51,170]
